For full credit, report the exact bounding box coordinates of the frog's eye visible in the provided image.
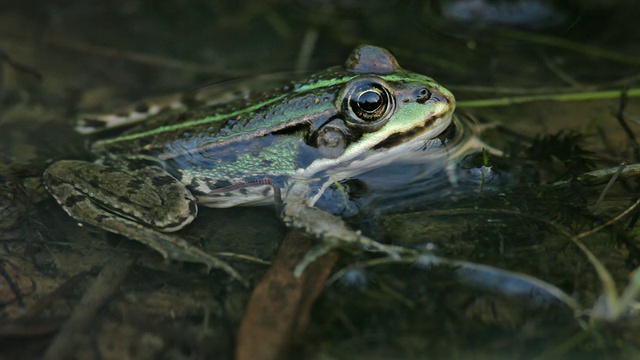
[342,79,395,132]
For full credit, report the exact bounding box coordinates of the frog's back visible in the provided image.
[92,71,351,160]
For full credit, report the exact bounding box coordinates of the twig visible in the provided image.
[593,162,627,213]
[295,28,319,73]
[0,49,42,81]
[501,29,640,66]
[614,89,640,162]
[45,37,247,77]
[575,197,640,240]
[458,88,640,108]
[540,49,582,87]
[42,256,133,360]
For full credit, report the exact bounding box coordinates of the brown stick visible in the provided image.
[236,230,337,360]
[42,256,133,360]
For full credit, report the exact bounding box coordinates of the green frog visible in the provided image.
[43,45,457,282]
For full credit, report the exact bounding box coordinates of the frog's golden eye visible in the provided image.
[342,78,395,132]
[351,87,384,119]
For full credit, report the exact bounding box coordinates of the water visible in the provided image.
[1,1,639,359]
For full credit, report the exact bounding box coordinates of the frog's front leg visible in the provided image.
[281,182,417,277]
[43,160,242,282]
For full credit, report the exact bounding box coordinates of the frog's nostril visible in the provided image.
[416,87,431,103]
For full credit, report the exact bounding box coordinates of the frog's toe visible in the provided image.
[203,257,247,286]
[294,238,417,278]
[294,242,337,278]
[358,239,416,259]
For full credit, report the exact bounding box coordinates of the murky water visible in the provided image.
[1,1,639,359]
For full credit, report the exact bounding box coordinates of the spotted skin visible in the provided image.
[44,45,459,281]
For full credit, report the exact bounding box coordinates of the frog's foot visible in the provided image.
[293,236,416,278]
[99,215,244,284]
[44,160,244,284]
[282,198,416,277]
[61,196,244,283]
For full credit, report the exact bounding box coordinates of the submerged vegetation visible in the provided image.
[1,1,639,359]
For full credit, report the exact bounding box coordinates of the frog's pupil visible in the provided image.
[357,90,382,113]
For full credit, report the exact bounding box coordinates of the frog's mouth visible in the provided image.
[300,111,455,181]
[362,111,455,165]
[372,112,452,151]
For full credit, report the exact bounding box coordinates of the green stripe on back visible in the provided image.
[96,70,434,146]
[100,75,359,145]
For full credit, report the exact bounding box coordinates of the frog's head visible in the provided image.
[300,45,455,179]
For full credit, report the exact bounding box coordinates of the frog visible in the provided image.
[43,45,457,282]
